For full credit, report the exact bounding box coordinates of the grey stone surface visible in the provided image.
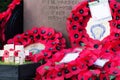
[24,0,82,47]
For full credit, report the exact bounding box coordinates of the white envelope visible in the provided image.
[0,50,4,57]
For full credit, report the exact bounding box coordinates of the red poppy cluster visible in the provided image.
[35,39,120,80]
[7,27,66,62]
[0,0,20,48]
[67,0,120,49]
[34,0,120,80]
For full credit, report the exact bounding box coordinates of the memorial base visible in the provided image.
[0,63,40,80]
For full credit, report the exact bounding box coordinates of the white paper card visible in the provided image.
[0,50,4,57]
[4,44,14,50]
[4,58,9,63]
[25,43,45,54]
[9,56,14,63]
[60,52,79,63]
[86,18,110,41]
[15,57,20,64]
[94,59,109,67]
[15,45,24,51]
[18,51,25,58]
[25,50,30,56]
[19,57,24,64]
[89,0,112,23]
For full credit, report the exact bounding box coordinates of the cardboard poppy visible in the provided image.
[67,0,120,49]
[0,0,20,48]
[7,27,66,62]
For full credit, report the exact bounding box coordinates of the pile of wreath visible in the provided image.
[34,0,120,80]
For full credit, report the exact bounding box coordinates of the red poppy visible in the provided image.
[14,50,19,57]
[34,72,42,80]
[36,62,52,76]
[109,0,119,12]
[99,73,110,80]
[108,67,120,76]
[78,49,98,66]
[51,49,66,62]
[71,75,78,80]
[31,52,44,63]
[3,50,9,58]
[72,0,89,17]
[116,76,120,80]
[64,61,81,78]
[78,70,95,80]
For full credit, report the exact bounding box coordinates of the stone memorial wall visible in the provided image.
[24,0,82,46]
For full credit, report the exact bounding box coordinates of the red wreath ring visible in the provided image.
[67,0,120,49]
[0,0,20,46]
[7,27,66,62]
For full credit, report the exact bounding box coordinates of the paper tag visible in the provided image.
[19,57,25,64]
[25,43,45,54]
[9,56,14,63]
[86,18,110,41]
[0,50,4,57]
[89,0,112,23]
[4,58,9,63]
[94,59,109,67]
[15,45,24,51]
[15,57,20,64]
[18,51,25,64]
[18,51,25,58]
[4,44,14,50]
[25,50,30,56]
[60,52,79,63]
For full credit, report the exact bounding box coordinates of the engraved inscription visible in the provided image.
[41,0,81,22]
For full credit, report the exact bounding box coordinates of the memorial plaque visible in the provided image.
[24,0,82,46]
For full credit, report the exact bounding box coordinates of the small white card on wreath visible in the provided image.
[25,43,45,54]
[4,44,14,50]
[94,59,109,67]
[86,18,110,41]
[89,0,112,23]
[60,52,79,63]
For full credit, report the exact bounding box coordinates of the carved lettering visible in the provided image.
[41,0,81,22]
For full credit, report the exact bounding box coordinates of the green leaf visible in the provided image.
[44,66,49,70]
[117,66,120,69]
[55,62,60,65]
[81,43,85,47]
[110,75,115,80]
[0,61,32,65]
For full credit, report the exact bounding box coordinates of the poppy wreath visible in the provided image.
[35,40,120,80]
[7,27,66,62]
[67,0,120,49]
[0,0,20,48]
